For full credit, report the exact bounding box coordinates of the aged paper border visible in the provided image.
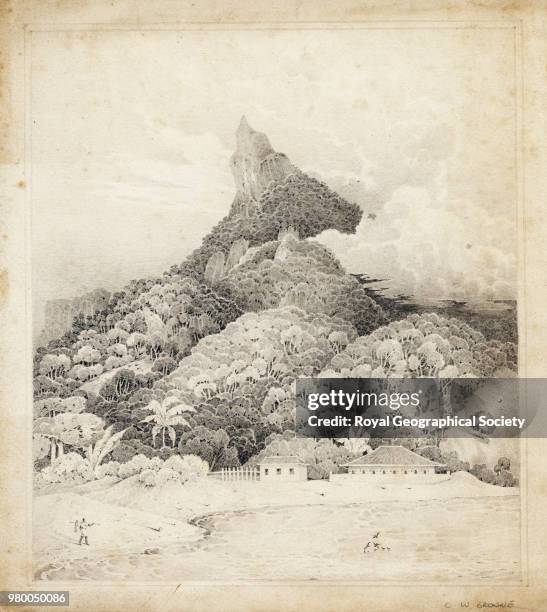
[23,19,528,588]
[1,1,546,611]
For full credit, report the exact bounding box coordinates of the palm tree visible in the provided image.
[141,396,195,448]
[86,426,127,477]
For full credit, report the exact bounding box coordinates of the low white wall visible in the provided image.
[329,473,450,484]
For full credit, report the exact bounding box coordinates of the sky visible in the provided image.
[30,26,518,337]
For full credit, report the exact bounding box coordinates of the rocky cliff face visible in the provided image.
[37,288,110,347]
[230,116,297,210]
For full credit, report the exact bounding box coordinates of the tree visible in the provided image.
[471,463,496,484]
[86,426,127,477]
[107,343,128,359]
[178,426,239,470]
[127,332,147,354]
[494,456,511,473]
[495,470,516,487]
[33,375,61,397]
[146,333,165,360]
[441,450,470,473]
[73,345,101,366]
[100,369,138,401]
[34,396,86,419]
[493,456,516,487]
[152,356,177,376]
[33,435,51,464]
[140,396,194,448]
[33,413,105,463]
[39,354,71,380]
[328,331,349,354]
[34,397,64,419]
[416,445,443,463]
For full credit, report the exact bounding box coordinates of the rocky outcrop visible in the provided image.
[230,116,297,209]
[38,288,110,346]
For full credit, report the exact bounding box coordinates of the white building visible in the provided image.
[258,456,308,482]
[338,445,446,481]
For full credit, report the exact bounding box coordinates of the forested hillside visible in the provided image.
[33,119,517,486]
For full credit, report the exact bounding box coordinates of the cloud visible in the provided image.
[30,27,517,335]
[314,94,517,303]
[318,184,516,302]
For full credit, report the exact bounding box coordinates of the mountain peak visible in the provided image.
[237,114,251,134]
[230,117,296,204]
[234,116,274,158]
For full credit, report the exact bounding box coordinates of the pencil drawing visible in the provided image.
[32,117,520,582]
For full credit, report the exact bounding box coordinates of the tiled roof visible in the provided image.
[258,455,306,465]
[342,445,445,467]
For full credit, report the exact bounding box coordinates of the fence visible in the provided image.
[210,467,260,481]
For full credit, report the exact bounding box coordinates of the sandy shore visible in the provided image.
[33,472,520,581]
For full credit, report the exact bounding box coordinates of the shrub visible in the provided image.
[95,461,120,479]
[155,467,181,486]
[180,455,209,482]
[416,446,443,463]
[148,456,164,471]
[165,454,209,483]
[112,440,158,461]
[157,446,178,461]
[41,452,92,484]
[470,457,518,487]
[470,463,496,484]
[163,454,186,473]
[493,456,517,487]
[441,450,470,474]
[124,454,210,487]
[138,468,157,487]
[110,441,140,463]
[494,456,511,473]
[494,470,516,487]
[117,454,152,479]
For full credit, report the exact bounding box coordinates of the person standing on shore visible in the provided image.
[74,517,95,545]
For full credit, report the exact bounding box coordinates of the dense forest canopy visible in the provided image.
[33,120,518,486]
